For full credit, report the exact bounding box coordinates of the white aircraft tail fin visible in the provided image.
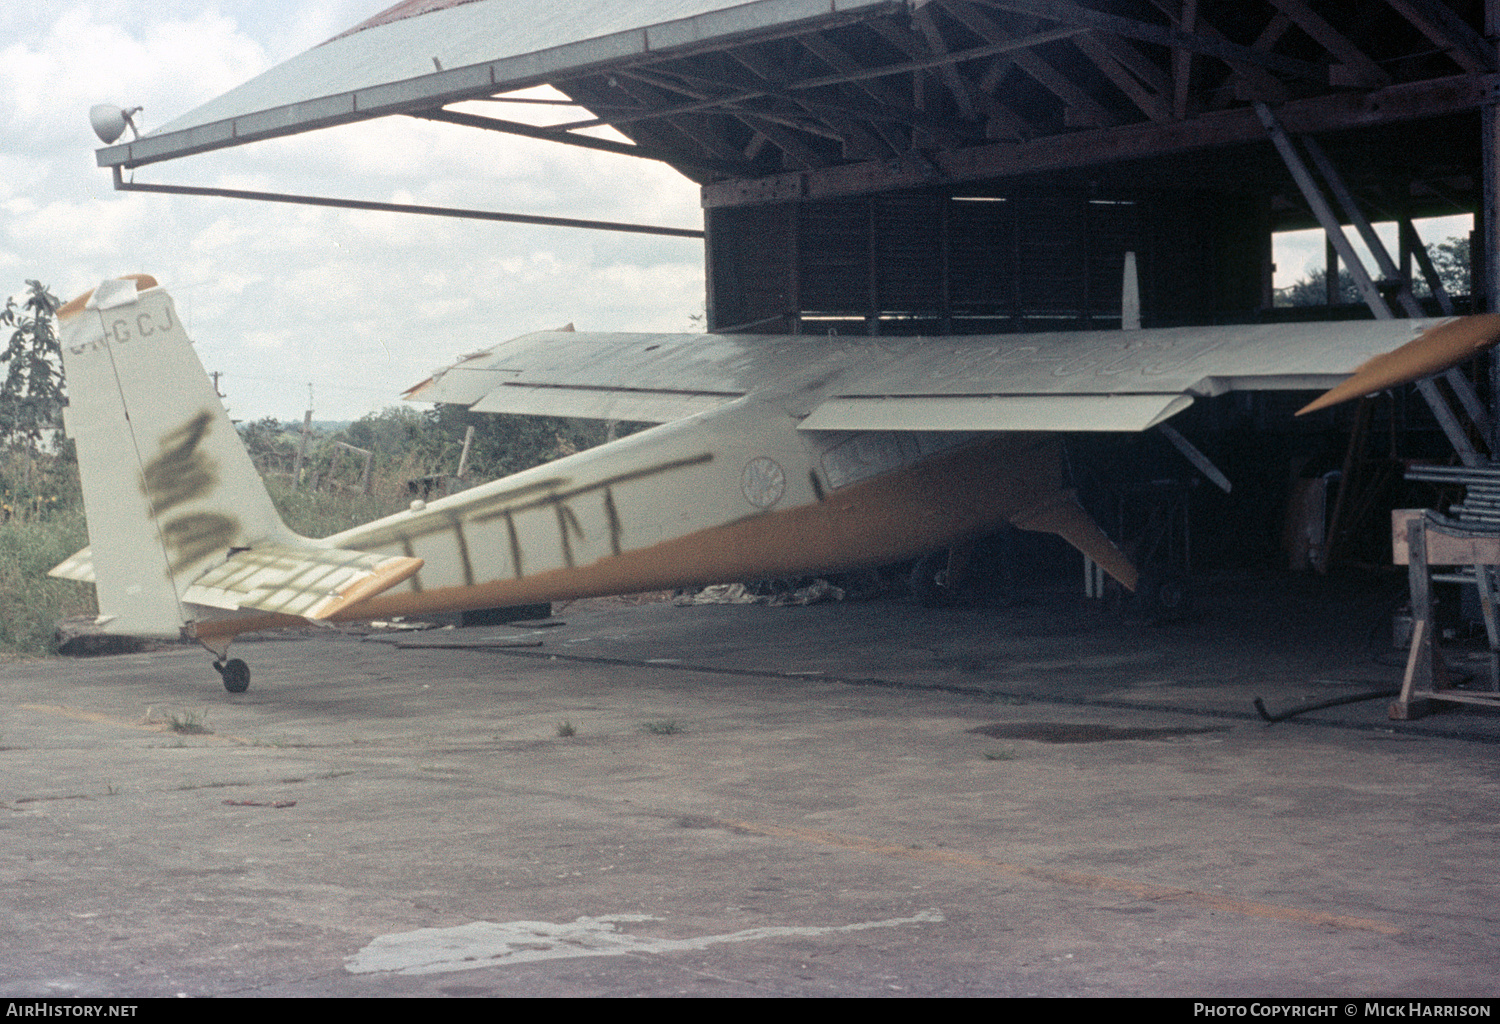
[53,275,300,638]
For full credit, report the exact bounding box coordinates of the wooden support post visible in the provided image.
[1393,516,1443,720]
[291,408,312,492]
[1475,563,1500,690]
[1485,0,1500,449]
[456,425,475,480]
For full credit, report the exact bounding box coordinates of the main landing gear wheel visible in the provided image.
[214,658,250,693]
[1137,570,1190,625]
[909,549,958,607]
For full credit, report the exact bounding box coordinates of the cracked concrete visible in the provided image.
[3,577,1500,996]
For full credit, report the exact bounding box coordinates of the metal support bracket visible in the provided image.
[110,166,705,240]
[1256,103,1484,467]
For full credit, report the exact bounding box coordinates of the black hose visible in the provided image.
[1253,688,1400,724]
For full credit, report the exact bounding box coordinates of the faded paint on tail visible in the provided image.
[53,275,301,637]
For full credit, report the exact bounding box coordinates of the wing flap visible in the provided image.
[799,393,1196,433]
[182,545,423,620]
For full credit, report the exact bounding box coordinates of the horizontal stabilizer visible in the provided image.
[49,546,96,584]
[181,545,423,620]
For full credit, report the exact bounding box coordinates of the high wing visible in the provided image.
[405,319,1450,432]
[56,275,1500,698]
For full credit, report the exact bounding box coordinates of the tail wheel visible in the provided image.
[214,658,250,693]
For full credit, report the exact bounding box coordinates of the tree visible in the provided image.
[237,416,305,475]
[1276,235,1473,308]
[1424,235,1470,297]
[0,281,63,448]
[1274,268,1359,307]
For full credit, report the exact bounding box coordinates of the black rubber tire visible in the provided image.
[216,658,250,693]
[1138,571,1190,624]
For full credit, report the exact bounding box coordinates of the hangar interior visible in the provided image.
[93,0,1500,582]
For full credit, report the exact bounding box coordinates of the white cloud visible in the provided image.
[2,6,269,146]
[0,2,704,421]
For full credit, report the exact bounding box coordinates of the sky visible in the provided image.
[1274,218,1472,296]
[0,2,1477,422]
[0,0,707,422]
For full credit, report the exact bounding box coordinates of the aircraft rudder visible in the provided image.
[58,276,295,636]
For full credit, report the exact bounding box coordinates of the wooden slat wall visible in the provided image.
[707,188,1260,334]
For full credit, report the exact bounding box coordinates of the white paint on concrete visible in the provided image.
[346,909,944,976]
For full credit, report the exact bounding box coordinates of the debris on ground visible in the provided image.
[675,578,845,607]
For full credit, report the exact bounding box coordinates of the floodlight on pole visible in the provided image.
[89,105,142,145]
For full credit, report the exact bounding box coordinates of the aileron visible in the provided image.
[472,382,743,423]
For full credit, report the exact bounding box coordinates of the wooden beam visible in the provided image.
[796,32,929,151]
[1091,29,1173,97]
[907,6,981,121]
[616,68,838,169]
[1264,0,1390,86]
[727,47,893,160]
[704,70,1500,207]
[1386,0,1495,74]
[410,108,750,177]
[1143,0,1286,107]
[941,2,1121,126]
[555,27,1079,147]
[605,75,754,170]
[622,68,844,141]
[1072,31,1171,122]
[973,57,1041,140]
[1253,12,1294,53]
[976,0,1329,82]
[1172,0,1197,120]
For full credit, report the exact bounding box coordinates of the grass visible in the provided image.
[264,477,410,539]
[0,458,410,659]
[0,501,95,656]
[252,735,298,748]
[556,720,577,737]
[641,719,682,735]
[165,710,211,735]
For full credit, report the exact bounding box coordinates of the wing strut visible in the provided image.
[1158,424,1231,494]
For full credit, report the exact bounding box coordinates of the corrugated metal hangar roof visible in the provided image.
[98,0,895,173]
[95,1,1495,219]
